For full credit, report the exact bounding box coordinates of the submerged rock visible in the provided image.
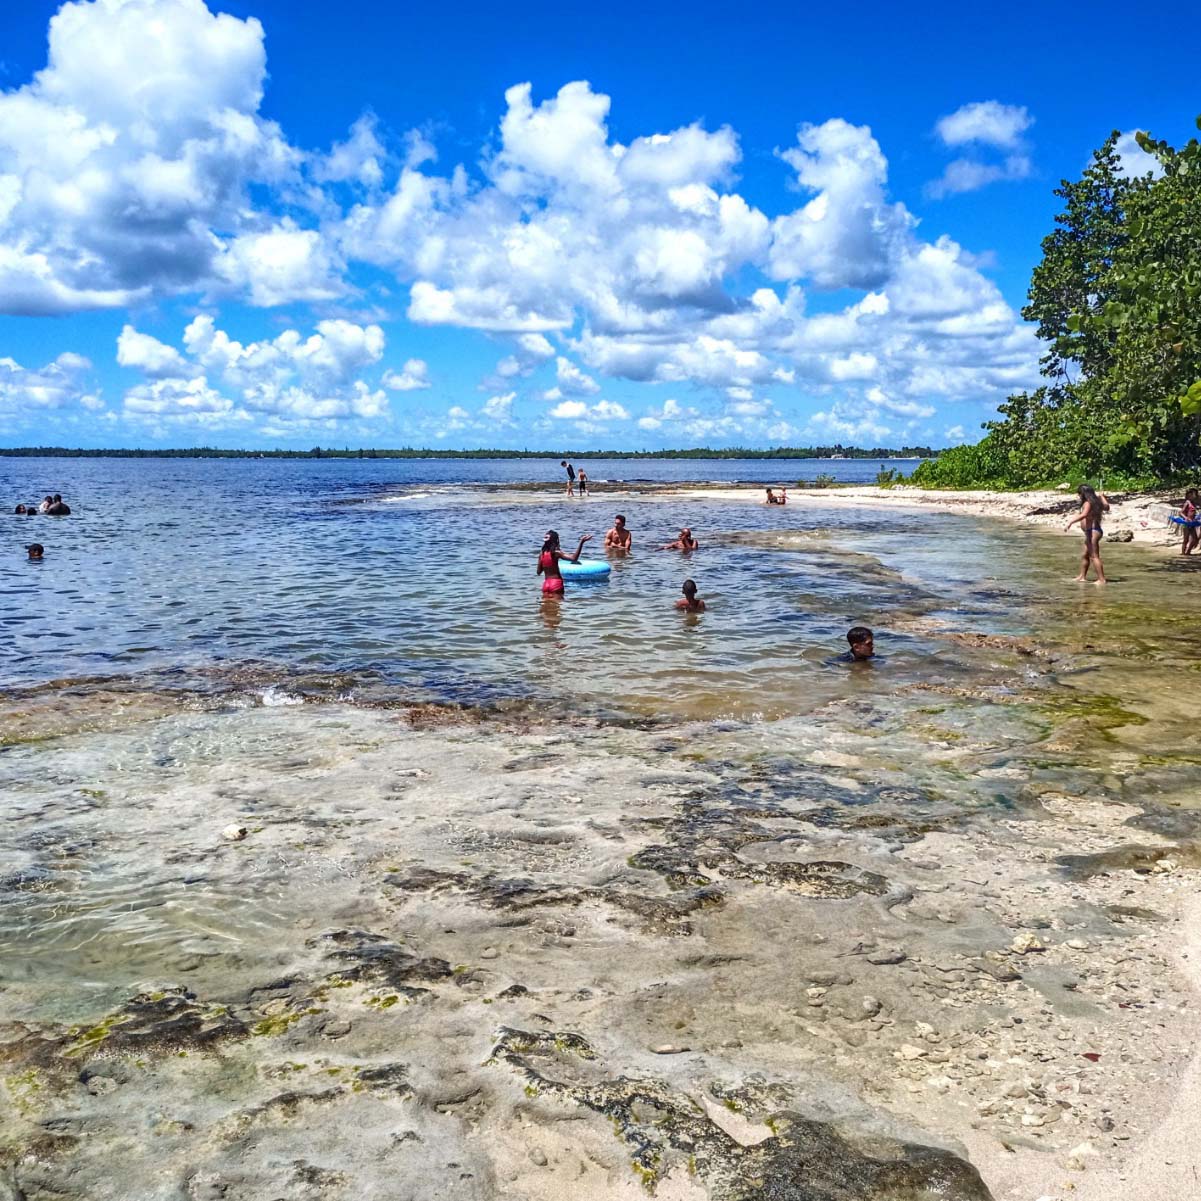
[490,1026,993,1200]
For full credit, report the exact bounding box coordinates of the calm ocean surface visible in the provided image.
[2,453,1196,723]
[1,455,1044,716]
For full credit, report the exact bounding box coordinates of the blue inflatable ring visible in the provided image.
[558,559,611,579]
[1169,515,1201,527]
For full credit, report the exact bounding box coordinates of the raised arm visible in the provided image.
[560,534,593,563]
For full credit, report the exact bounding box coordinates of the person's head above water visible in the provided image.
[14,504,26,514]
[53,494,62,503]
[846,626,874,660]
[26,543,44,560]
[682,579,698,600]
[614,514,626,528]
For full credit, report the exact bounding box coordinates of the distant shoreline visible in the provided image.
[0,446,936,461]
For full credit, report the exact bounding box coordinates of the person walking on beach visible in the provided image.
[537,529,592,597]
[675,578,705,612]
[605,514,632,551]
[1065,484,1110,584]
[1180,488,1199,556]
[561,460,576,496]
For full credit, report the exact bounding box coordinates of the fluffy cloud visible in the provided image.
[543,356,600,400]
[1114,131,1164,179]
[769,119,912,289]
[0,351,95,411]
[928,101,1034,198]
[383,358,430,391]
[0,0,313,314]
[344,89,1034,416]
[549,398,628,421]
[2,6,1042,440]
[936,102,1033,149]
[927,155,1032,198]
[119,315,392,427]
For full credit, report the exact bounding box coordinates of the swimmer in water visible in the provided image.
[675,578,705,612]
[765,488,787,505]
[845,626,874,661]
[658,527,698,552]
[537,529,592,596]
[1064,484,1110,584]
[14,504,27,514]
[46,493,71,516]
[605,514,632,551]
[26,543,44,561]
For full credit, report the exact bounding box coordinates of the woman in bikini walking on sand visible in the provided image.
[1065,484,1110,584]
[537,529,592,598]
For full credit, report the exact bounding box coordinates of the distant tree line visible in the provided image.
[0,444,937,461]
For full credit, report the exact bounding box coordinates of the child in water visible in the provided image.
[26,543,44,561]
[1064,484,1110,584]
[537,529,592,596]
[675,579,705,612]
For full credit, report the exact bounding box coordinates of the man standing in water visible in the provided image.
[560,460,576,496]
[605,514,632,551]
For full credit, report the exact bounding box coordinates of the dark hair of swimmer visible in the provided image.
[26,543,44,560]
[542,529,561,554]
[847,626,873,645]
[15,504,26,514]
[682,578,698,599]
[53,494,62,503]
[615,514,625,524]
[1077,484,1099,503]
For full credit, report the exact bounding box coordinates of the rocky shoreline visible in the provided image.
[3,682,1199,1200]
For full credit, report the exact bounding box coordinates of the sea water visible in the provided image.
[3,456,1201,1199]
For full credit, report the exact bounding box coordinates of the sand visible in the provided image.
[632,483,1191,550]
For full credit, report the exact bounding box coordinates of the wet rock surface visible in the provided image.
[2,685,1200,1200]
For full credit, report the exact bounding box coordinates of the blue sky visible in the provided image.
[0,0,1197,450]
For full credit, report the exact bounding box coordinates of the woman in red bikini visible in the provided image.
[537,529,592,597]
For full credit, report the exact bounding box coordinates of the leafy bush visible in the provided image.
[936,121,1201,489]
[875,468,900,486]
[812,472,837,488]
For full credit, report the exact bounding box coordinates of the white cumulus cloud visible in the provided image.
[120,315,391,428]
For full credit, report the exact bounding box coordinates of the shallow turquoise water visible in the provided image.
[2,454,1143,721]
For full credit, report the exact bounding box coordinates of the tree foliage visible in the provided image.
[915,119,1201,488]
